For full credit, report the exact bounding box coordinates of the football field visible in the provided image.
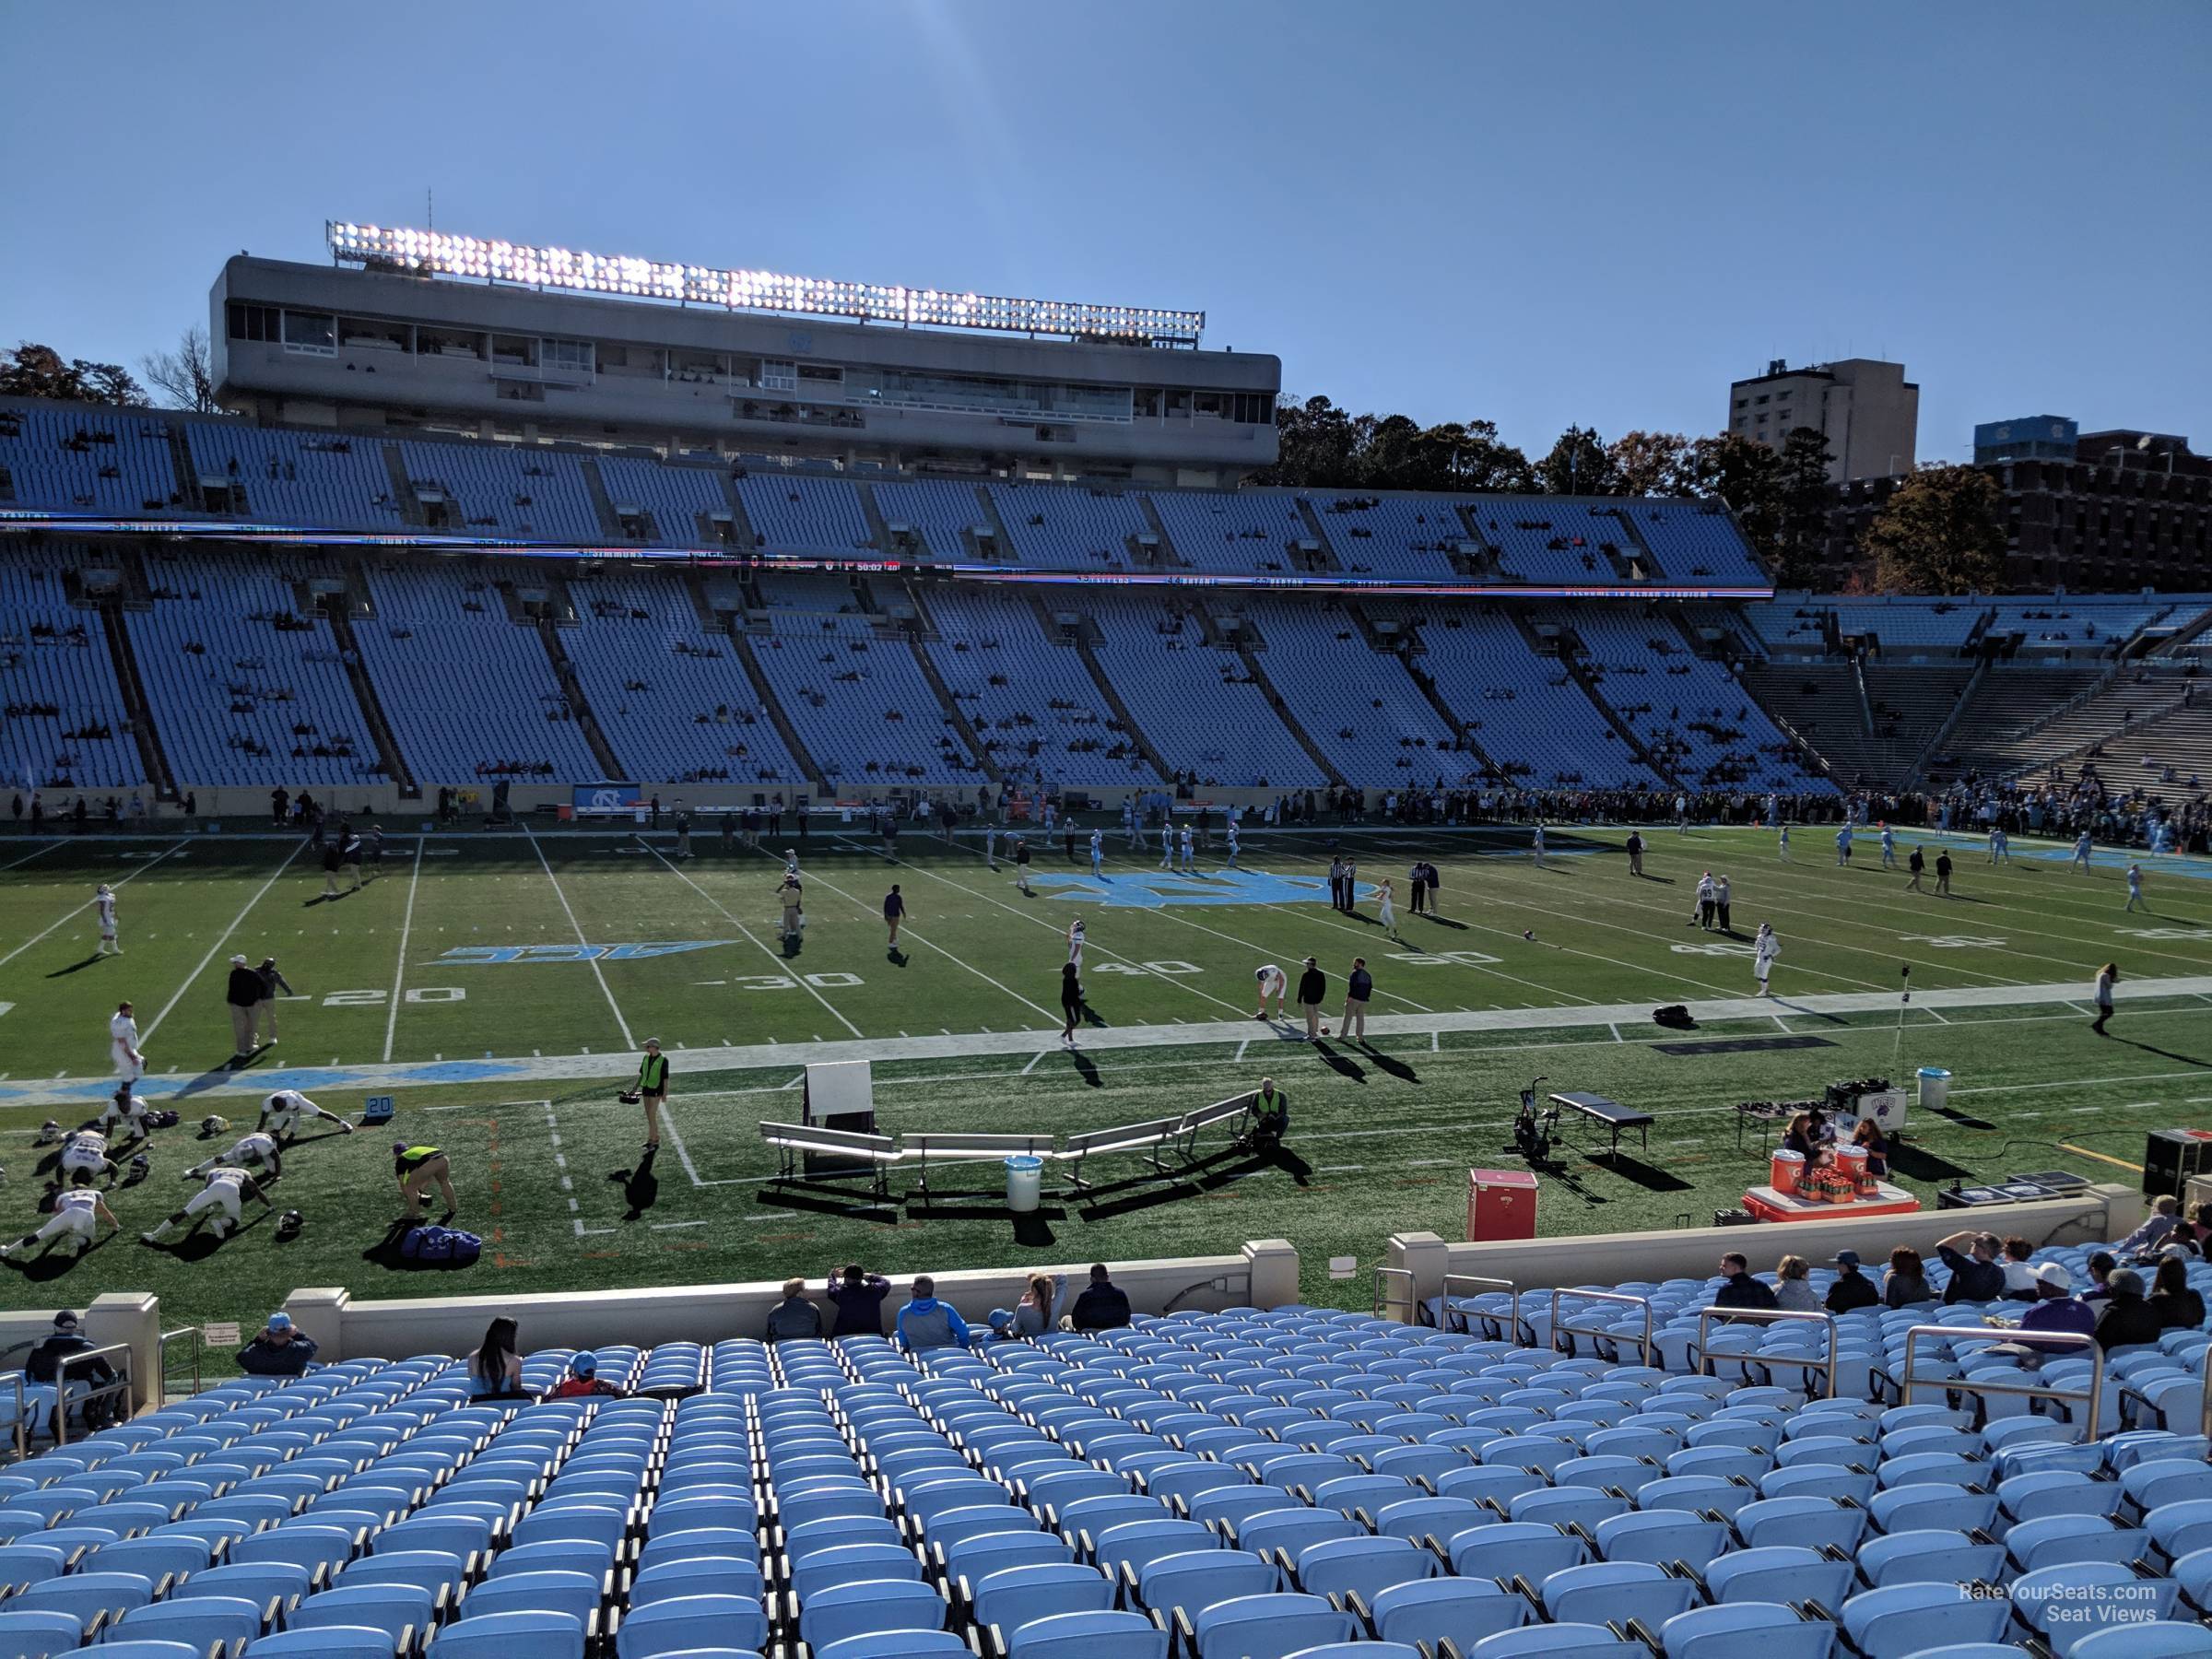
[3,818,2209,1344]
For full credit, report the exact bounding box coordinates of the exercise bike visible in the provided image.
[1512,1075,1560,1162]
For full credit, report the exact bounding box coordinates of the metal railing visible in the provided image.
[1371,1267,1418,1324]
[1439,1274,1521,1341]
[1899,1324,2102,1438]
[1551,1288,1654,1367]
[159,1325,204,1404]
[1694,1306,1841,1399]
[4,1371,26,1461]
[53,1342,136,1447]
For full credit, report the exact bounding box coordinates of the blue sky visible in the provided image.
[2,1,2205,461]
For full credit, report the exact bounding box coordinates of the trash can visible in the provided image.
[1918,1067,1951,1112]
[1005,1155,1044,1214]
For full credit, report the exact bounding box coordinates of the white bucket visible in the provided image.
[1918,1066,1951,1112]
[1005,1155,1044,1214]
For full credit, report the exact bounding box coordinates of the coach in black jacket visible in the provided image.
[1296,958,1327,1041]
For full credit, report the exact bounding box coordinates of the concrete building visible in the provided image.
[1727,358,1918,483]
[211,253,1278,486]
[1828,428,2212,592]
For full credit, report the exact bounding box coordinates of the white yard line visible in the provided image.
[0,839,189,972]
[524,824,635,1050]
[0,841,63,874]
[641,842,862,1039]
[381,836,426,1064]
[141,842,302,1043]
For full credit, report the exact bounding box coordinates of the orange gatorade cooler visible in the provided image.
[1770,1148,1806,1197]
[1834,1143,1870,1194]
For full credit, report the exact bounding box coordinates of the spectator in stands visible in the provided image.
[1825,1249,1879,1312]
[765,1277,822,1341]
[1297,957,1326,1041]
[2122,1194,2181,1254]
[1713,1252,1778,1311]
[1884,1245,1935,1308]
[543,1352,627,1400]
[2149,1252,2206,1330]
[827,1263,891,1335]
[237,1312,318,1378]
[1935,1230,2006,1303]
[468,1317,527,1400]
[2091,1268,2164,1350]
[2081,1251,2120,1301]
[1012,1273,1065,1335]
[224,954,264,1064]
[1772,1254,1819,1312]
[2000,1236,2039,1300]
[1991,1263,2097,1363]
[1068,1264,1133,1332]
[2189,1203,2212,1253]
[894,1276,973,1350]
[24,1311,121,1431]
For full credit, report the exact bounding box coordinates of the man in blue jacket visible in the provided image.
[894,1276,973,1350]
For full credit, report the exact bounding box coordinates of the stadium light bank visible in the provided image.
[327,220,1206,348]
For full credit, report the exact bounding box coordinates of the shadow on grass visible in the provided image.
[4,1230,122,1284]
[611,1149,660,1220]
[45,954,108,979]
[754,1184,902,1225]
[1888,1142,1981,1184]
[1592,1152,1693,1194]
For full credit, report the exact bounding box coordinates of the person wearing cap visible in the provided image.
[225,955,265,1065]
[764,1277,822,1341]
[1824,1250,1879,1313]
[1987,1263,2097,1364]
[2090,1267,2163,1351]
[238,1312,319,1377]
[24,1311,121,1431]
[826,1263,892,1336]
[394,1142,458,1221]
[629,1039,671,1152]
[253,957,298,1051]
[543,1352,627,1399]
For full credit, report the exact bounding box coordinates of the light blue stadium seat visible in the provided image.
[52,1642,199,1659]
[0,1610,86,1659]
[1839,1584,2009,1657]
[1187,1594,1356,1659]
[796,1581,947,1653]
[1656,1602,1837,1659]
[615,1596,770,1659]
[428,1611,585,1659]
[1856,1528,2005,1588]
[2070,1627,2212,1659]
[1536,1560,1697,1630]
[944,1531,1071,1594]
[1001,1611,1167,1659]
[1291,1534,1435,1605]
[9,1571,156,1629]
[1133,1551,1277,1624]
[112,1594,264,1653]
[1699,1546,1852,1610]
[629,1558,762,1607]
[0,1546,70,1595]
[1367,1578,1527,1650]
[1465,1623,1639,1658]
[1446,1521,1586,1587]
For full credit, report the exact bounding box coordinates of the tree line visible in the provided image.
[1256,394,2003,594]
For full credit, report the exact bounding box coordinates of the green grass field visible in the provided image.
[3,818,2209,1347]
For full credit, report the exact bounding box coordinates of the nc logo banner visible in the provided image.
[573,784,642,812]
[437,942,733,964]
[1030,869,1372,910]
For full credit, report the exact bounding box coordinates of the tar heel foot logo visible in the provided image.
[1029,869,1368,910]
[435,941,735,964]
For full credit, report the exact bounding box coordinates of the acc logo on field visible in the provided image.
[1898,935,2006,949]
[436,941,734,964]
[1029,869,1366,910]
[2118,927,2212,941]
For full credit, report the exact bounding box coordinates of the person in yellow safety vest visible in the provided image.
[629,1038,671,1152]
[1245,1078,1288,1152]
[394,1142,459,1222]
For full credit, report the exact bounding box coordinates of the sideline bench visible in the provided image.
[900,1131,1057,1200]
[759,1120,900,1201]
[1057,1116,1188,1192]
[1169,1091,1260,1165]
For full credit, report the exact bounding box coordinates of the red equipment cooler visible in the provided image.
[1468,1168,1539,1241]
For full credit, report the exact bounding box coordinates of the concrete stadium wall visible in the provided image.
[283,1239,1299,1360]
[1,1294,162,1410]
[1384,1182,2144,1314]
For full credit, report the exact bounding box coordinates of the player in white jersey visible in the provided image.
[1066,918,1087,969]
[1532,822,1547,867]
[1253,963,1288,1020]
[2072,830,2093,872]
[257,1089,355,1143]
[59,1130,119,1186]
[1674,794,1688,833]
[2124,864,2146,912]
[1990,826,2009,863]
[1225,823,1241,869]
[1879,825,1896,868]
[1777,823,1790,860]
[1088,829,1103,877]
[983,824,997,869]
[1178,825,1194,872]
[0,1187,120,1261]
[782,849,802,883]
[1753,923,1782,995]
[109,1001,145,1082]
[142,1166,270,1245]
[94,883,120,955]
[1375,879,1399,942]
[188,1130,281,1182]
[1159,822,1174,869]
[97,1082,155,1140]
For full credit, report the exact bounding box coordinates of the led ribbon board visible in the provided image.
[327,222,1205,347]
